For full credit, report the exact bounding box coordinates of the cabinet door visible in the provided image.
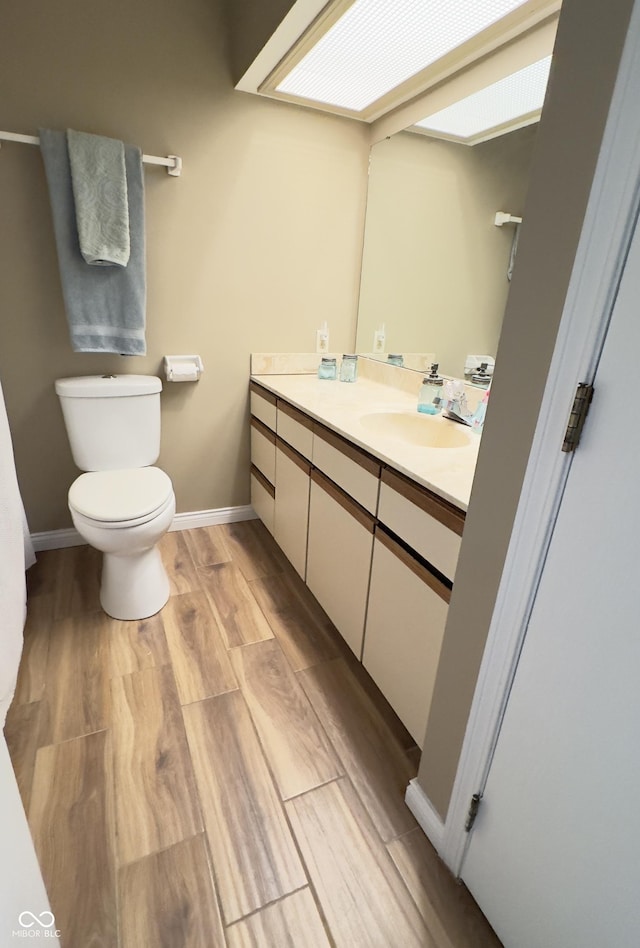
[306,471,375,659]
[251,465,275,535]
[250,417,276,485]
[273,440,311,580]
[362,530,450,746]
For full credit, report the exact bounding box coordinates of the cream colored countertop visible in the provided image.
[252,374,481,511]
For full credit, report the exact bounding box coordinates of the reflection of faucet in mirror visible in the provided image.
[355,123,538,378]
[442,380,472,425]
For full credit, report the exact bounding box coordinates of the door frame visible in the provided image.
[439,0,640,875]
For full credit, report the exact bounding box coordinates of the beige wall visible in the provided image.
[418,0,635,818]
[224,0,298,85]
[356,125,536,375]
[0,0,369,533]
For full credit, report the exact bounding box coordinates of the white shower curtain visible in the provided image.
[0,379,34,727]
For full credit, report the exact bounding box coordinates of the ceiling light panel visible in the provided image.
[276,0,530,111]
[415,55,552,140]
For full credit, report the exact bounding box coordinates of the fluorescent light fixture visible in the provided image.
[276,0,530,112]
[415,55,552,142]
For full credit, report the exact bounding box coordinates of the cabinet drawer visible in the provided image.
[250,417,276,485]
[277,401,314,460]
[250,381,277,431]
[363,530,449,745]
[250,465,275,535]
[306,470,375,659]
[312,424,381,515]
[274,439,311,580]
[378,469,464,582]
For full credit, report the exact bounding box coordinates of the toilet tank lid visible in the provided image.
[55,375,162,398]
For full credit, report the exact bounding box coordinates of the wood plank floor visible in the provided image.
[4,521,501,948]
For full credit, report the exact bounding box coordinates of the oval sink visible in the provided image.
[359,411,473,448]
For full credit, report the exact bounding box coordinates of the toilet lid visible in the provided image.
[69,467,173,523]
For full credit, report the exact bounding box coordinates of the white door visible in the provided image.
[0,737,60,944]
[460,200,640,946]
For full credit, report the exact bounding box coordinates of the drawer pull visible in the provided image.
[381,467,465,536]
[311,469,375,534]
[250,464,275,498]
[375,525,451,603]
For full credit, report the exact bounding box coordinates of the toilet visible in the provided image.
[55,374,176,621]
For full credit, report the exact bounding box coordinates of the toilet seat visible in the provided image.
[69,467,174,528]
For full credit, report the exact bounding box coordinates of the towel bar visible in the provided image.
[0,130,182,177]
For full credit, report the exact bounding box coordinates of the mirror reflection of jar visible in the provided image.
[387,354,404,367]
[340,354,358,382]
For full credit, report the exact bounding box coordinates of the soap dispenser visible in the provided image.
[417,364,444,415]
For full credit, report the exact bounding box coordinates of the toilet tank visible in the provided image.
[55,375,163,471]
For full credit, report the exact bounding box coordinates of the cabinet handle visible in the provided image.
[376,526,451,603]
[311,469,375,534]
[249,380,277,405]
[250,415,276,443]
[276,437,312,474]
[381,468,465,536]
[278,399,314,430]
[313,421,381,477]
[251,464,275,498]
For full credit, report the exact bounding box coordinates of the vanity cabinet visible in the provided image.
[248,379,468,743]
[273,438,311,580]
[362,529,450,745]
[306,470,375,659]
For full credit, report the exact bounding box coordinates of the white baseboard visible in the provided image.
[30,505,258,552]
[405,778,446,852]
[169,505,257,531]
[31,527,83,552]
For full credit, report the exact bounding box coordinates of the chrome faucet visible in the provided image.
[443,380,472,425]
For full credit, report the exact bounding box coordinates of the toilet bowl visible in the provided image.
[68,466,176,621]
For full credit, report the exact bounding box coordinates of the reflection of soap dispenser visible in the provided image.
[471,362,491,388]
[417,363,444,415]
[472,385,490,431]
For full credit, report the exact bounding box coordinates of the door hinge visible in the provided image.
[562,382,594,453]
[465,792,483,832]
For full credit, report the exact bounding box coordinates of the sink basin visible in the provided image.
[359,411,473,448]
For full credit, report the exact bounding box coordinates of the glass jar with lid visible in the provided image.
[318,357,337,380]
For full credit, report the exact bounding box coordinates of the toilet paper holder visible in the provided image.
[163,355,204,382]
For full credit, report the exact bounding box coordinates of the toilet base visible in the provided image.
[100,546,170,620]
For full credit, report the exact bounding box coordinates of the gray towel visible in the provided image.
[39,128,146,355]
[67,129,130,268]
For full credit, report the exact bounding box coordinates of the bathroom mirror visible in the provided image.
[354,123,538,378]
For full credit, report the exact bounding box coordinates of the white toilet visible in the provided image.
[55,374,176,621]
